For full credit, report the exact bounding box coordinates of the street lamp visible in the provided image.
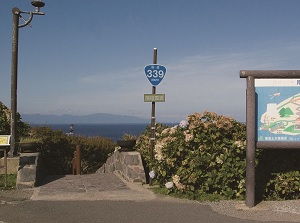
[9,1,45,156]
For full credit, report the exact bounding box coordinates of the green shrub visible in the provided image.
[29,127,115,175]
[265,171,300,200]
[256,149,300,200]
[30,126,74,175]
[68,135,115,174]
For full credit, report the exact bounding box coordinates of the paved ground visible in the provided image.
[31,173,156,201]
[1,173,300,223]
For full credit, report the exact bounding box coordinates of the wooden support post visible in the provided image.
[75,145,81,175]
[246,76,256,207]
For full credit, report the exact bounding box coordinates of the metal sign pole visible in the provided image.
[149,48,157,186]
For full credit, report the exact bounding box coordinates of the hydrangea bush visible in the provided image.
[136,111,247,199]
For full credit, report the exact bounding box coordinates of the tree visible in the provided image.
[0,101,30,139]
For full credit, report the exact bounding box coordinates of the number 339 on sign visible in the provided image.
[144,64,167,86]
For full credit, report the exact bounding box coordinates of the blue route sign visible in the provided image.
[144,64,167,86]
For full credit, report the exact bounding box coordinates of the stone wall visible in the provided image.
[0,157,19,174]
[97,151,146,183]
[16,152,44,189]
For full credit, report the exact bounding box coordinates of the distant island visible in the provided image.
[21,113,149,124]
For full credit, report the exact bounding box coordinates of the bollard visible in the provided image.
[72,146,81,175]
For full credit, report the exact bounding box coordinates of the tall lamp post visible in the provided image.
[9,1,45,156]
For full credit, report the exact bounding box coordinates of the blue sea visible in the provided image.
[33,123,174,142]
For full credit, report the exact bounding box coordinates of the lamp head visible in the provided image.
[31,1,45,12]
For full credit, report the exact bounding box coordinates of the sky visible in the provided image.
[1,0,300,123]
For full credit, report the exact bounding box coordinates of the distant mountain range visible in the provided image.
[21,113,149,124]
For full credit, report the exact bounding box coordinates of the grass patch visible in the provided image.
[0,174,17,190]
[151,186,229,202]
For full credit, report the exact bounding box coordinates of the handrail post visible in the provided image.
[75,145,81,175]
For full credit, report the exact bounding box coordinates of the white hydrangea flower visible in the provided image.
[184,130,194,142]
[149,170,155,179]
[179,120,189,128]
[172,175,185,191]
[216,156,223,164]
[172,175,180,184]
[238,179,245,189]
[169,125,178,134]
[154,143,164,161]
[234,140,246,149]
[154,153,163,161]
[165,181,174,189]
[162,128,170,134]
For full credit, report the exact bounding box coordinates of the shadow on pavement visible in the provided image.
[38,175,66,186]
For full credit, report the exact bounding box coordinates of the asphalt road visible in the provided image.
[0,173,299,223]
[0,199,292,223]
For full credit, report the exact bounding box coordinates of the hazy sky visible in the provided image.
[1,0,300,122]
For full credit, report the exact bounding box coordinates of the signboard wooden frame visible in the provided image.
[240,70,300,208]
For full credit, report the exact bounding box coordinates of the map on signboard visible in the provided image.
[256,79,300,141]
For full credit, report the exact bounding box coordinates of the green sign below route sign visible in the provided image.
[144,94,165,102]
